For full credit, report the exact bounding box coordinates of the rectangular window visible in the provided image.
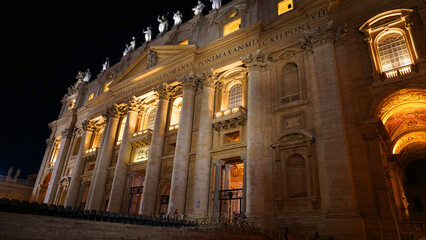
[278,0,293,15]
[88,93,94,101]
[223,131,240,144]
[179,39,189,45]
[223,18,241,36]
[103,81,112,93]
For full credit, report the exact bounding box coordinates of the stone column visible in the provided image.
[44,128,74,204]
[108,96,141,213]
[191,69,217,215]
[141,83,171,215]
[212,159,224,216]
[240,50,272,217]
[168,72,197,215]
[241,156,247,214]
[64,120,96,208]
[86,105,121,211]
[30,138,54,202]
[224,164,233,190]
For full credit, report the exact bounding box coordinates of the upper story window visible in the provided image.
[170,97,183,126]
[146,108,157,130]
[223,18,241,36]
[228,84,243,109]
[179,39,189,45]
[103,81,112,93]
[360,9,417,80]
[87,93,95,101]
[278,0,293,15]
[49,139,61,167]
[377,32,412,72]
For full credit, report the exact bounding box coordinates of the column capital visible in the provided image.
[61,128,74,138]
[177,72,198,91]
[225,163,234,171]
[82,119,96,132]
[127,96,142,113]
[240,49,273,71]
[199,68,217,89]
[299,20,347,52]
[240,156,247,162]
[213,159,225,166]
[154,83,171,100]
[104,104,123,119]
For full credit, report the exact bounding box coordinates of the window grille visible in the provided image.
[228,84,242,109]
[378,32,411,71]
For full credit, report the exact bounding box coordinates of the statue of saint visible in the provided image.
[102,57,110,72]
[7,167,13,178]
[211,0,221,10]
[144,27,152,42]
[157,15,169,34]
[83,68,91,82]
[129,36,136,51]
[13,169,20,182]
[173,11,183,27]
[192,1,205,15]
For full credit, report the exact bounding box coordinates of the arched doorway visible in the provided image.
[376,88,426,221]
[37,172,52,203]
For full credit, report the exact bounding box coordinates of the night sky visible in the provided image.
[1,0,233,178]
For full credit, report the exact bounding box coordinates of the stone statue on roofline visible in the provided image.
[211,0,221,10]
[193,1,205,16]
[158,15,169,34]
[129,36,136,51]
[173,10,183,27]
[144,27,152,42]
[13,169,20,182]
[83,68,91,82]
[102,57,110,72]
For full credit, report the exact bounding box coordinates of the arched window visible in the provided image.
[377,32,412,72]
[286,154,307,198]
[282,63,299,96]
[146,109,157,130]
[170,97,182,126]
[49,140,61,167]
[117,117,127,144]
[228,84,242,109]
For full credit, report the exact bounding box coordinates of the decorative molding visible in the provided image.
[104,104,123,119]
[177,71,198,90]
[299,20,347,52]
[213,159,225,166]
[146,50,158,69]
[82,119,97,132]
[61,128,74,138]
[154,83,171,100]
[241,49,273,71]
[199,68,218,89]
[127,96,142,112]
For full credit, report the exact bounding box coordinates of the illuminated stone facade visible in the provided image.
[31,0,426,239]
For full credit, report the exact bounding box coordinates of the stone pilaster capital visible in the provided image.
[213,159,225,166]
[299,20,347,52]
[225,163,234,171]
[62,128,73,138]
[82,119,96,132]
[46,138,54,147]
[198,68,218,89]
[154,83,171,100]
[177,72,198,91]
[240,156,247,163]
[104,104,123,119]
[127,96,142,113]
[240,49,273,71]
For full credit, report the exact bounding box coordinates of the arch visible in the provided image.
[42,172,52,186]
[359,9,413,31]
[271,129,314,147]
[375,88,426,154]
[170,97,183,126]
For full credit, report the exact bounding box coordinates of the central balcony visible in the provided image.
[82,147,99,162]
[130,129,153,148]
[212,106,247,131]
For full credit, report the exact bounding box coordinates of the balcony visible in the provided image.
[82,147,99,162]
[168,123,179,131]
[384,65,412,79]
[212,106,247,132]
[130,129,153,148]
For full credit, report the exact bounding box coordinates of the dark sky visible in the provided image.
[1,0,232,178]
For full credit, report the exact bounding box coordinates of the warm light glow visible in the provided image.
[223,18,241,36]
[229,11,237,18]
[168,124,179,131]
[103,81,112,92]
[84,147,99,154]
[88,93,94,101]
[385,70,398,78]
[399,66,411,75]
[278,0,293,15]
[68,99,76,110]
[377,31,412,72]
[179,39,189,45]
[215,112,223,118]
[392,131,426,154]
[224,109,232,116]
